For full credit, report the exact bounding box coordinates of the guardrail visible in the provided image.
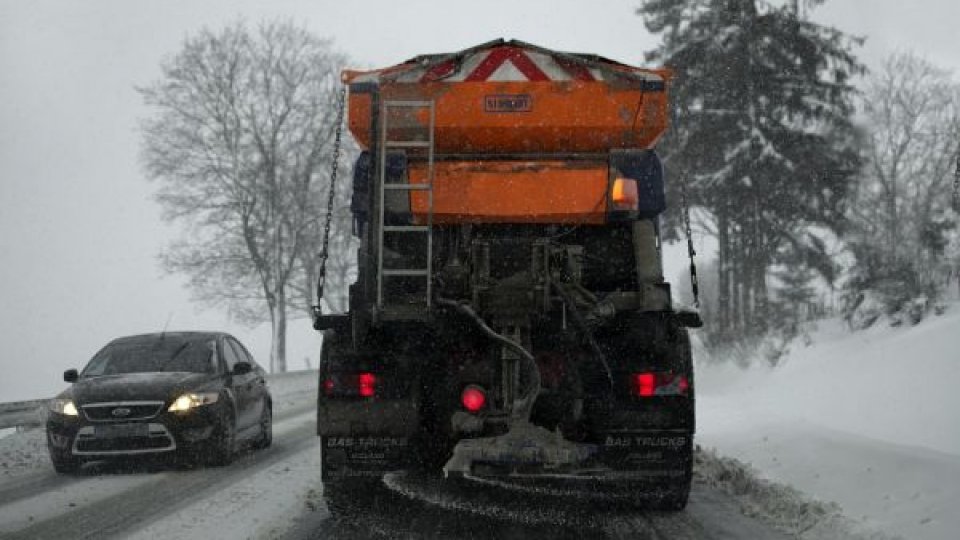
[0,369,318,431]
[0,399,49,430]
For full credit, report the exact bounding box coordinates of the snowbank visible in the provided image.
[696,305,960,540]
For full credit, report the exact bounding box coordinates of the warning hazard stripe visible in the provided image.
[464,46,549,82]
[555,57,596,81]
[421,59,458,82]
[348,43,665,86]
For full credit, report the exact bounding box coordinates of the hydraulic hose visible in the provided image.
[552,283,615,390]
[435,297,540,422]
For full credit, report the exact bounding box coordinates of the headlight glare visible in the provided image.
[167,392,219,412]
[49,399,78,416]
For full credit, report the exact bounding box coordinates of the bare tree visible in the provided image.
[140,20,347,372]
[859,53,959,254]
[845,52,960,316]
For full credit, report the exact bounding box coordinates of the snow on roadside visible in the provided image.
[0,428,49,480]
[695,446,896,540]
[124,412,324,540]
[0,470,160,536]
[696,306,960,540]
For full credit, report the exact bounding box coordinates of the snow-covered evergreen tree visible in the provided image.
[637,0,863,342]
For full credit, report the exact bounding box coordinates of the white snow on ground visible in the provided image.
[694,447,897,540]
[0,428,49,480]
[264,369,319,414]
[0,470,160,535]
[696,305,960,540]
[125,412,324,540]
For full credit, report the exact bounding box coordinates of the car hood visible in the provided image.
[70,372,218,405]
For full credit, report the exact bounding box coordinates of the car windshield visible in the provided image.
[81,338,217,376]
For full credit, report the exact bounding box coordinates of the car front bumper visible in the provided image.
[46,403,224,458]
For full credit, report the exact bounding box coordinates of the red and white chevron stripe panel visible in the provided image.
[349,44,663,85]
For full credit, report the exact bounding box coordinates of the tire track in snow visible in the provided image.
[1,407,317,540]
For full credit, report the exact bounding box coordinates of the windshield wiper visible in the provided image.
[168,342,191,362]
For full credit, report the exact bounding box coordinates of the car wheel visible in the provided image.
[253,404,272,450]
[208,408,236,466]
[50,453,80,474]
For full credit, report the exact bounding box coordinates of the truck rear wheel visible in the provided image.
[652,455,692,511]
[321,477,385,517]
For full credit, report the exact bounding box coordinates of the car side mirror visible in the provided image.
[233,361,252,376]
[64,369,79,383]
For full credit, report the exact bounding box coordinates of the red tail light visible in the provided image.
[460,385,487,412]
[358,372,376,397]
[323,372,377,398]
[630,372,689,398]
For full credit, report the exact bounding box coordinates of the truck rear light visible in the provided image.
[608,150,666,219]
[358,372,377,397]
[631,372,689,398]
[323,372,377,398]
[460,384,487,412]
[611,177,639,210]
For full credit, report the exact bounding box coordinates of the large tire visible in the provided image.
[50,453,80,474]
[322,477,384,518]
[207,408,236,466]
[252,403,272,450]
[653,456,693,511]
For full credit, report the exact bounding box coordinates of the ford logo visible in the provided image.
[111,407,132,417]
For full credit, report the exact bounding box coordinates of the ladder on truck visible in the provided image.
[375,100,435,320]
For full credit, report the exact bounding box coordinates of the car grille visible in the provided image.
[81,401,165,422]
[73,423,176,455]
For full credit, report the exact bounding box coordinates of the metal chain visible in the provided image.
[679,176,700,308]
[314,86,347,316]
[953,148,959,212]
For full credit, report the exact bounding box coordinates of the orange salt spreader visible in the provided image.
[316,41,700,512]
[341,38,671,225]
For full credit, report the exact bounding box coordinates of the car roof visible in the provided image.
[108,331,231,345]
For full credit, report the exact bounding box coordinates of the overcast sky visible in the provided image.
[1,0,958,401]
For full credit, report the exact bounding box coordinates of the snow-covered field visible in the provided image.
[697,306,960,540]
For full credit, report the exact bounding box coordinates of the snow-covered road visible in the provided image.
[0,403,802,539]
[0,369,801,540]
[3,306,956,540]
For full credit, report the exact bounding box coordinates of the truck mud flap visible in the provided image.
[321,435,412,481]
[598,430,692,478]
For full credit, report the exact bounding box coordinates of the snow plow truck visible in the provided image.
[313,39,701,511]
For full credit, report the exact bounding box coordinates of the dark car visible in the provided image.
[46,331,272,473]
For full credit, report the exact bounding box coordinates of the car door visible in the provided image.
[220,337,252,431]
[228,338,266,430]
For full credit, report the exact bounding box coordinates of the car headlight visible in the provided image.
[168,392,219,412]
[49,399,78,416]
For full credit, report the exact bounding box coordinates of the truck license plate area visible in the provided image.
[602,432,690,467]
[322,436,410,479]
